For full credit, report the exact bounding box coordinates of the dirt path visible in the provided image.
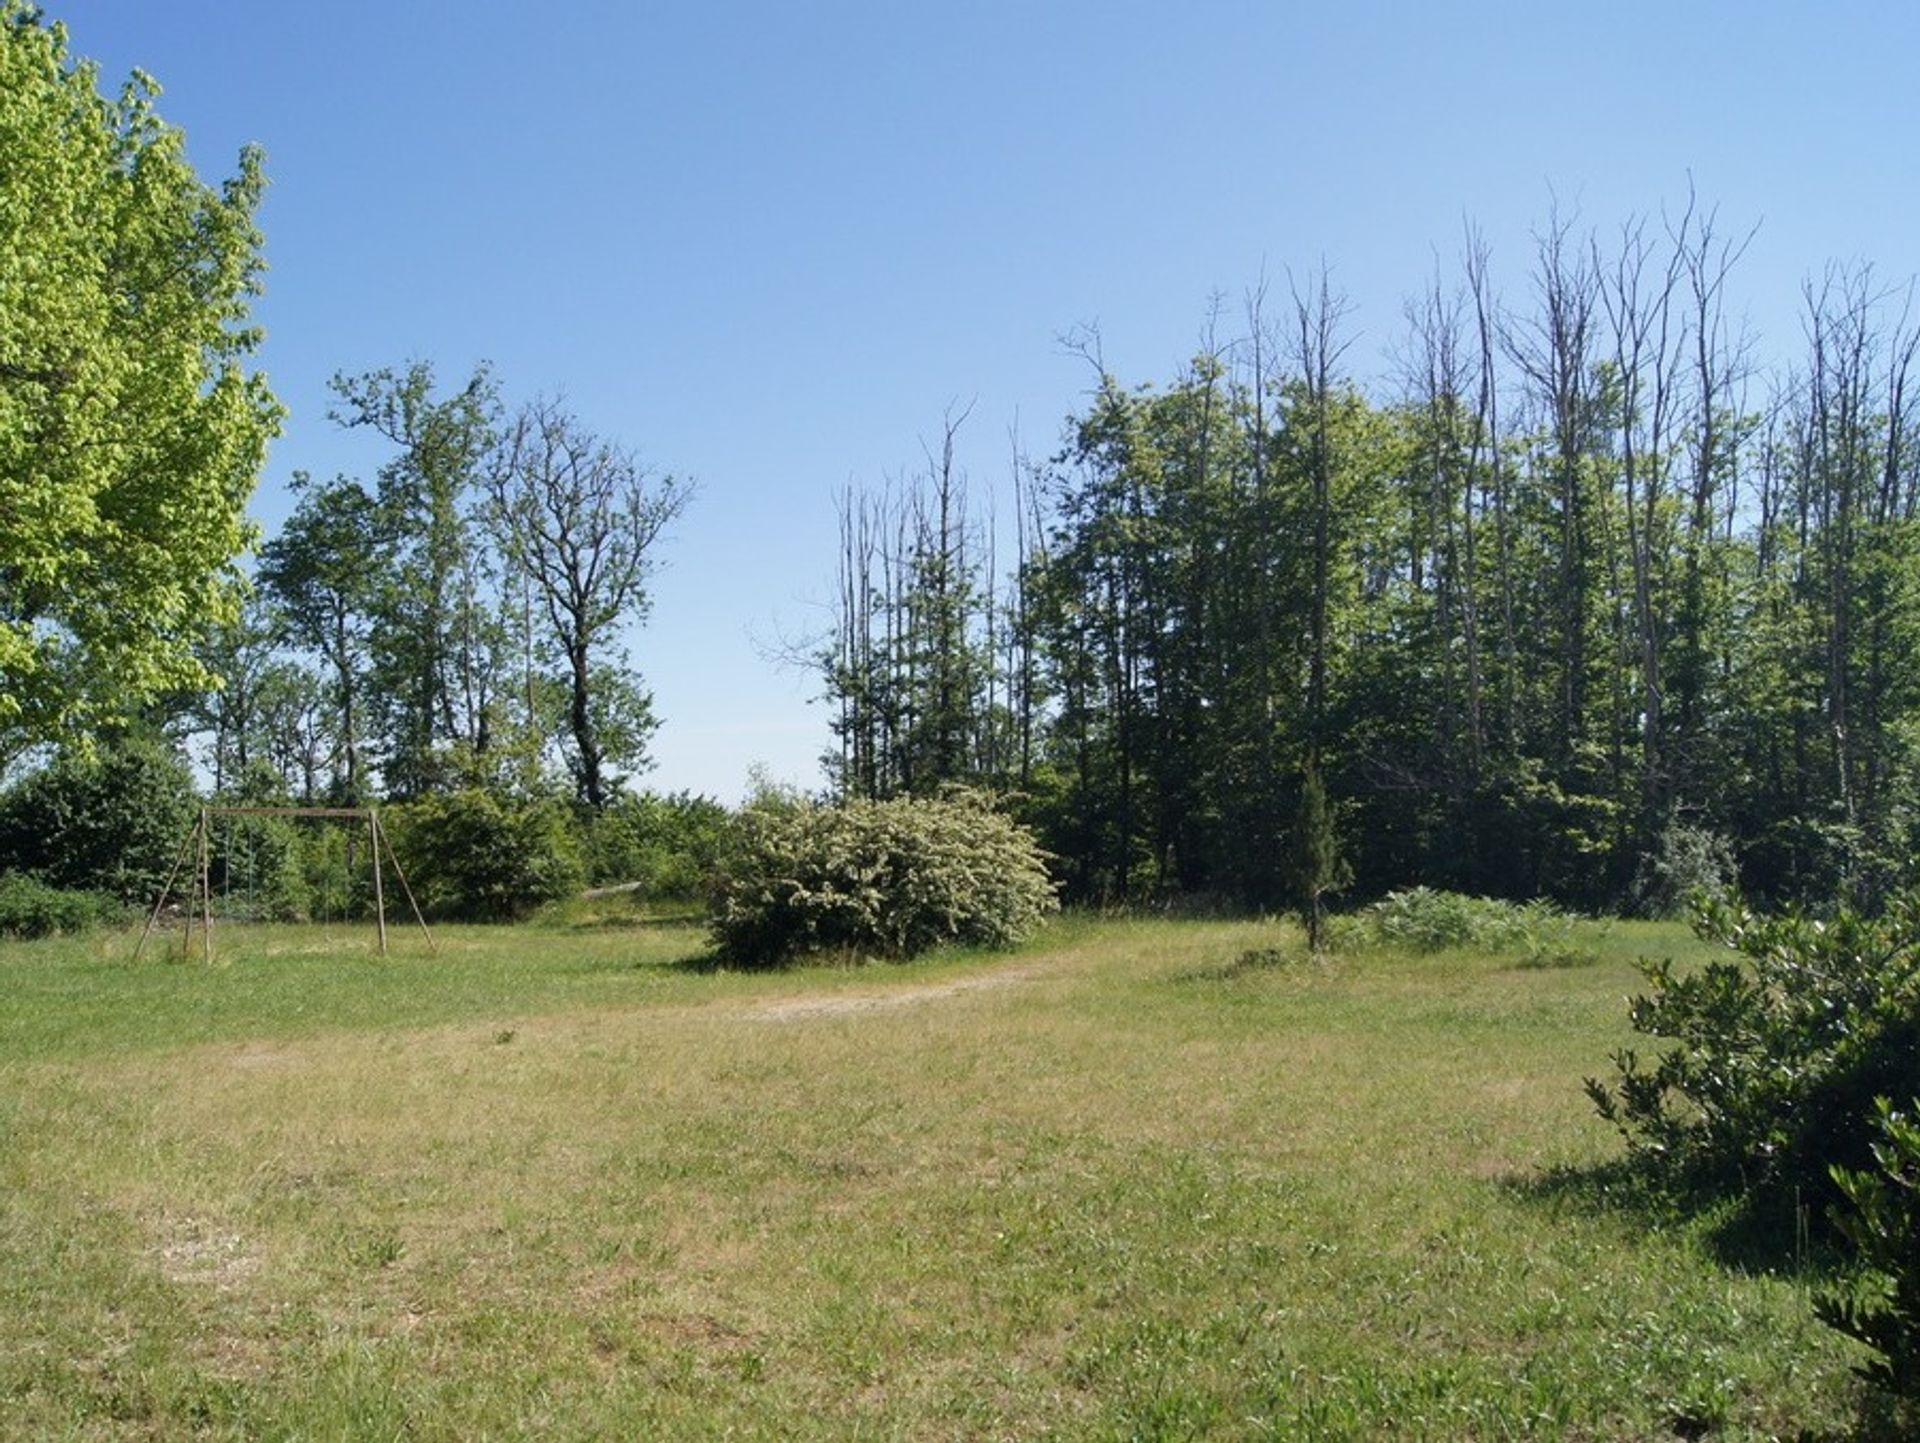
[192,958,1059,1071]
[743,962,1049,1022]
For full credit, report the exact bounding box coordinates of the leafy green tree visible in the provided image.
[331,362,505,797]
[249,658,335,805]
[188,593,282,795]
[0,5,281,754]
[585,790,730,897]
[387,787,584,921]
[258,474,380,801]
[804,199,1920,915]
[1028,367,1184,900]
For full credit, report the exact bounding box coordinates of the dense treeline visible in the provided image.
[15,64,1920,928]
[822,203,1920,912]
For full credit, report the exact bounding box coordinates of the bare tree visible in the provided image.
[1465,224,1519,751]
[489,399,691,809]
[1669,188,1758,766]
[1402,261,1486,781]
[1290,264,1355,747]
[1508,203,1602,764]
[1597,212,1685,823]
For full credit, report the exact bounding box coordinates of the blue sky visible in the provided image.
[56,1,1920,800]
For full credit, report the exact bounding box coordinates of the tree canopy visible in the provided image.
[0,3,280,752]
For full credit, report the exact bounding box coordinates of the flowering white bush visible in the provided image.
[710,790,1057,965]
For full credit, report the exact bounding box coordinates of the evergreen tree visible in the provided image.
[1287,754,1348,952]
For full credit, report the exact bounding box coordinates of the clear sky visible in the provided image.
[53,1,1920,801]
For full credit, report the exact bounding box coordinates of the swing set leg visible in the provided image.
[134,820,198,961]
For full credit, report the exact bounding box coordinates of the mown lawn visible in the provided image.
[0,911,1868,1439]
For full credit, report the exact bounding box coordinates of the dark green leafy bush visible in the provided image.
[0,871,117,937]
[710,790,1058,966]
[1586,894,1920,1207]
[207,811,312,921]
[387,789,585,921]
[0,738,197,903]
[293,821,374,922]
[585,790,730,898]
[1819,1098,1920,1413]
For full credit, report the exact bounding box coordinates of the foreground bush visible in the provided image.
[710,791,1057,966]
[1587,894,1920,1210]
[1588,893,1920,1421]
[0,737,196,903]
[388,789,585,921]
[0,872,117,937]
[1820,1098,1920,1415]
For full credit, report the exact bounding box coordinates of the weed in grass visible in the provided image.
[1512,938,1603,970]
[1168,928,1334,983]
[344,1228,405,1271]
[1231,945,1295,973]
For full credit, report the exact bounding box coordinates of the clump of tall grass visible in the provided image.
[1359,886,1595,966]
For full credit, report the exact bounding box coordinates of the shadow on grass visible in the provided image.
[1504,1153,1668,1215]
[1507,1133,1916,1436]
[664,945,851,975]
[1506,1152,1850,1279]
[665,944,958,976]
[667,948,745,975]
[563,912,707,933]
[1171,945,1334,983]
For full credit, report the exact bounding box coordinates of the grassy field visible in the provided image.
[0,909,1869,1440]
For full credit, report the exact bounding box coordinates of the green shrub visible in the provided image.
[0,737,197,903]
[295,821,373,922]
[1512,929,1602,970]
[585,790,730,898]
[1287,755,1349,953]
[1819,1098,1920,1415]
[1586,894,1920,1209]
[0,871,117,937]
[1635,816,1739,918]
[1361,887,1565,952]
[710,790,1058,966]
[387,789,585,921]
